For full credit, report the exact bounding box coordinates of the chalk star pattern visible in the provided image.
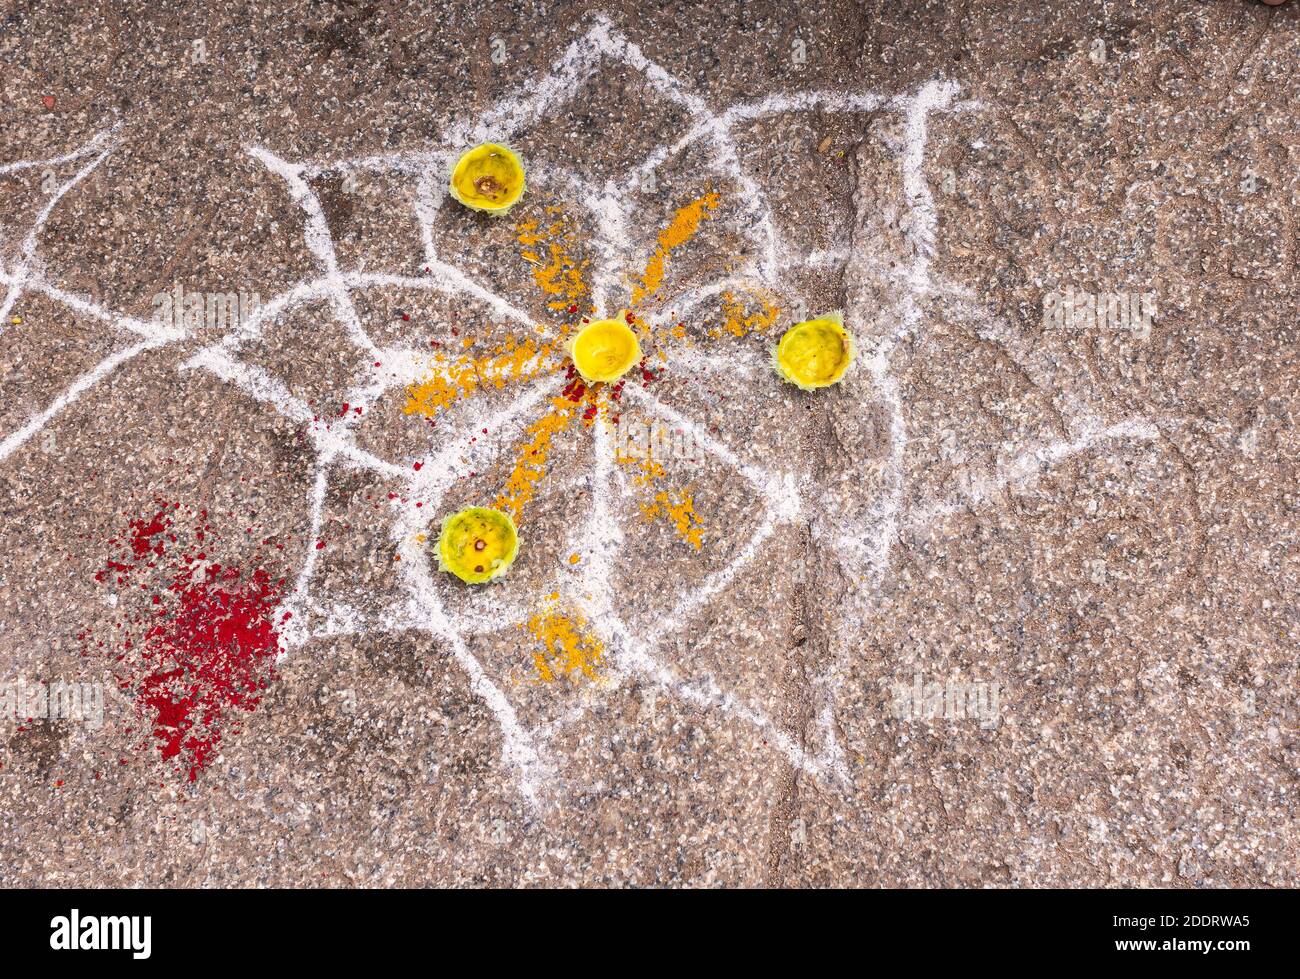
[0,13,1164,806]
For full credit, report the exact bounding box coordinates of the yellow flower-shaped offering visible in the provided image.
[436,506,519,584]
[449,143,526,215]
[773,311,855,390]
[568,315,641,383]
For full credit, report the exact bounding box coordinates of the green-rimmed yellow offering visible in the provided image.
[773,311,854,390]
[568,315,641,383]
[449,143,526,215]
[436,506,519,584]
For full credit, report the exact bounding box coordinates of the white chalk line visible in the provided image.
[1,124,122,328]
[800,81,960,781]
[0,335,172,463]
[906,416,1161,531]
[0,120,120,176]
[387,375,563,803]
[571,383,855,781]
[0,124,192,467]
[941,291,1118,438]
[829,81,960,585]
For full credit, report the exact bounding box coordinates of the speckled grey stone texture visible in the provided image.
[0,0,1296,887]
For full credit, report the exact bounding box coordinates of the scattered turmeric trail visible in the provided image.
[616,452,666,487]
[493,391,587,523]
[404,336,561,418]
[616,432,708,549]
[641,489,704,550]
[630,192,720,307]
[521,605,604,682]
[716,288,779,338]
[516,205,591,316]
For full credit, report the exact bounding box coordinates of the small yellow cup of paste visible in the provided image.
[568,315,641,384]
[449,143,526,216]
[773,312,854,390]
[436,506,519,584]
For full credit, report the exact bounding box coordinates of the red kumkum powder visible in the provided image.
[135,564,283,781]
[92,500,286,782]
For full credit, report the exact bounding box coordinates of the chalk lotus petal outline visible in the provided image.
[0,12,1172,809]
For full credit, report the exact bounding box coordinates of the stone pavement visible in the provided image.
[0,1,1296,886]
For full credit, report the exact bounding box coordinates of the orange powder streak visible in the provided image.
[522,607,604,682]
[617,437,706,549]
[492,394,584,523]
[641,489,704,550]
[615,453,666,487]
[717,289,779,338]
[629,192,720,307]
[404,337,561,418]
[516,206,590,316]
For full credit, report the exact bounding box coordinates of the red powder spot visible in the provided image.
[315,540,326,550]
[413,461,424,471]
[133,566,283,781]
[128,508,170,560]
[88,501,287,783]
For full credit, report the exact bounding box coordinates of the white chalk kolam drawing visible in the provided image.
[0,12,1166,808]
